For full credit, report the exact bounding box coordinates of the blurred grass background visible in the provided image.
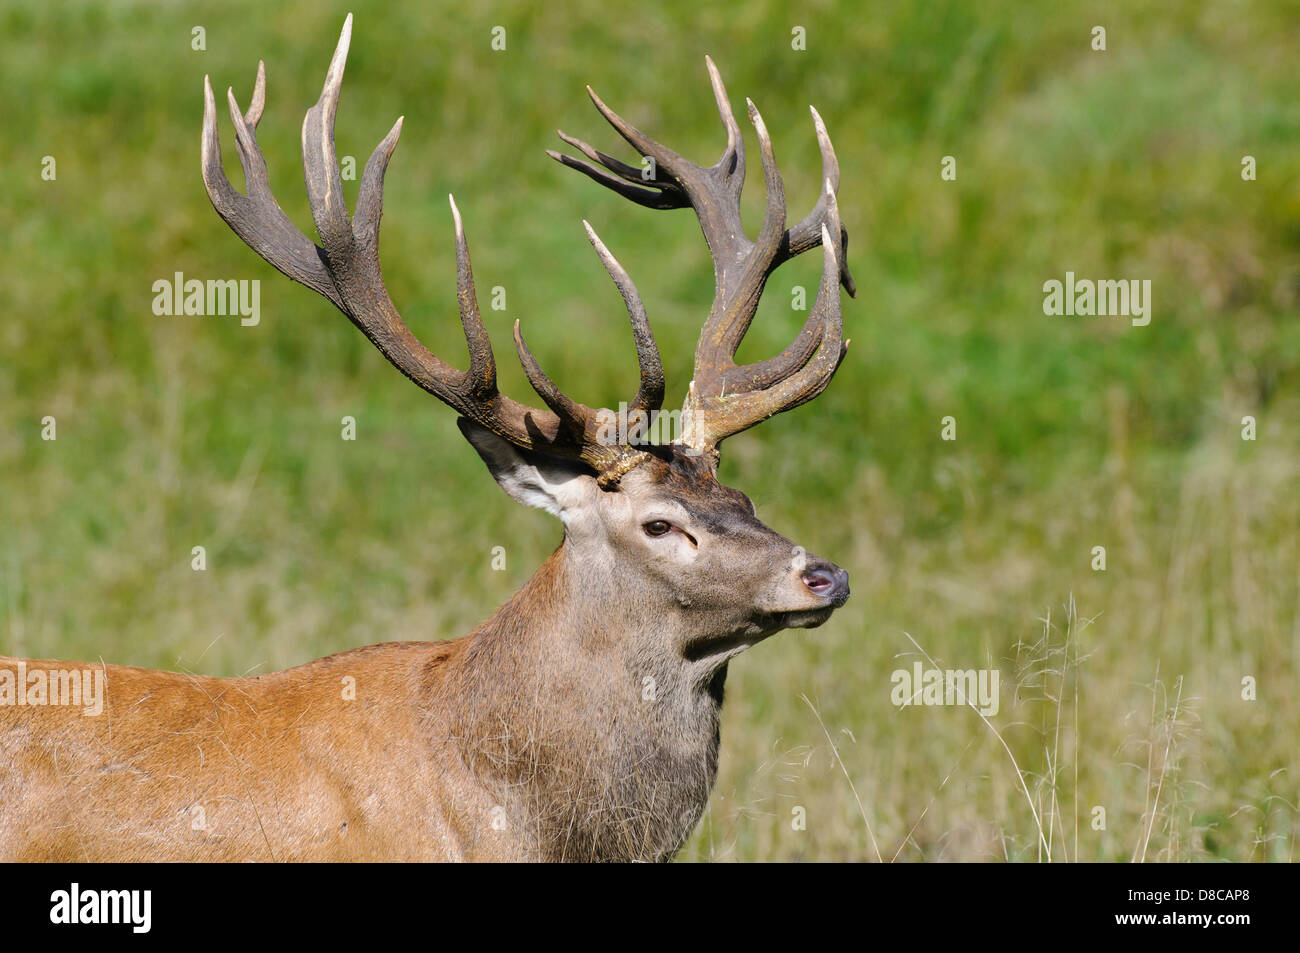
[2,0,1298,861]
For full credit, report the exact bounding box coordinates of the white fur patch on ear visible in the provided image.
[457,418,593,520]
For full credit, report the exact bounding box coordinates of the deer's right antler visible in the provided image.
[201,14,659,485]
[550,57,855,462]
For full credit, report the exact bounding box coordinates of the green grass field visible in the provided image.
[3,0,1298,860]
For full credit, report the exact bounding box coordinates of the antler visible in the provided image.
[201,14,660,485]
[549,57,854,459]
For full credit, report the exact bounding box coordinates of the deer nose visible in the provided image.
[801,563,850,606]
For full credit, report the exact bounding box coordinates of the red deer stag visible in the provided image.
[0,15,854,861]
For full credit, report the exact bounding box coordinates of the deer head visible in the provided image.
[200,13,853,687]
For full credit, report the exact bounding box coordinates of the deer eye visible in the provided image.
[643,520,673,538]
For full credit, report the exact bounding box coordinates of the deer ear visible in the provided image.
[457,418,595,519]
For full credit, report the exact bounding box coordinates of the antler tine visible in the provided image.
[581,221,664,415]
[512,320,592,437]
[703,55,745,193]
[449,196,497,398]
[547,133,688,211]
[300,15,357,254]
[513,219,667,477]
[512,316,651,486]
[779,106,856,295]
[203,14,657,482]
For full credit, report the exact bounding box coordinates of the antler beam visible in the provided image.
[550,57,854,457]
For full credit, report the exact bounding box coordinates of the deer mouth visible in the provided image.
[754,567,850,630]
[775,606,838,630]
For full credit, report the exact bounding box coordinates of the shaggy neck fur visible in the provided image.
[443,545,726,862]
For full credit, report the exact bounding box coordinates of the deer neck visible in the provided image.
[444,544,726,861]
